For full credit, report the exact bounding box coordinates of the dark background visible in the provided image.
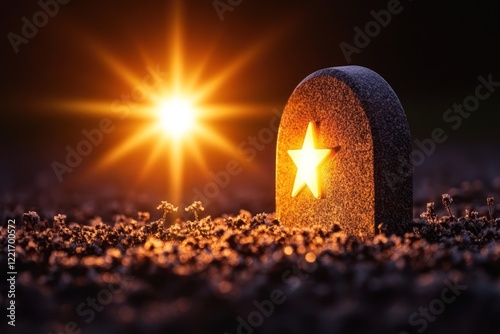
[1,0,499,220]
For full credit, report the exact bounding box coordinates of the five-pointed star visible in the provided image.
[288,122,331,199]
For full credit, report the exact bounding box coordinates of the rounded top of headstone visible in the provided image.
[294,65,408,151]
[297,65,398,104]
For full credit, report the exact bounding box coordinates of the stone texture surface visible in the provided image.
[276,65,412,237]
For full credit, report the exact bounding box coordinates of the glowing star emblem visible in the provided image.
[287,122,331,199]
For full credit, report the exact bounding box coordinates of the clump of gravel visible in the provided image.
[1,202,500,334]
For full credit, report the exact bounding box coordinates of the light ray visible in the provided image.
[96,49,143,89]
[168,0,184,94]
[169,139,183,204]
[195,126,239,157]
[137,139,169,182]
[98,124,158,168]
[201,103,276,120]
[184,140,211,176]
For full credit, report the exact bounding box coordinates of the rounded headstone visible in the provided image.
[276,65,412,237]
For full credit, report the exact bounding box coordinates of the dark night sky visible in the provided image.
[1,0,499,215]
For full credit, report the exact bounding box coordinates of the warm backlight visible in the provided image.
[158,97,196,138]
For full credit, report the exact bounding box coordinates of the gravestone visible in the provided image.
[276,65,412,237]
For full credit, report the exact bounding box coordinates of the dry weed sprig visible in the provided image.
[420,202,437,223]
[442,194,455,221]
[185,201,205,221]
[487,197,495,221]
[53,214,67,233]
[157,201,178,221]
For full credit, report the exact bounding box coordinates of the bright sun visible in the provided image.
[51,0,284,202]
[157,97,196,138]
